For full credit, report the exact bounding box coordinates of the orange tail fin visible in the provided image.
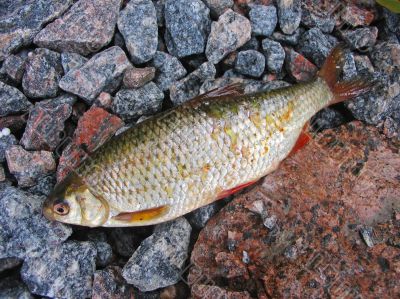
[318,45,375,105]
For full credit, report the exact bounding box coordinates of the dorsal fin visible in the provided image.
[187,83,245,107]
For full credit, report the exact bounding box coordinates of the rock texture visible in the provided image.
[122,218,192,291]
[20,94,76,151]
[189,122,400,298]
[61,52,88,74]
[123,67,155,89]
[0,186,72,259]
[92,266,135,299]
[112,82,164,121]
[59,46,131,104]
[164,0,211,58]
[118,0,158,64]
[249,5,277,37]
[0,0,72,61]
[276,0,302,35]
[262,38,285,73]
[152,51,187,91]
[206,9,251,64]
[234,50,265,78]
[21,241,96,299]
[34,0,122,55]
[0,81,32,117]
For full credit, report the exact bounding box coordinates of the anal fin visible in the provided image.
[112,205,170,222]
[216,179,258,200]
[289,122,312,156]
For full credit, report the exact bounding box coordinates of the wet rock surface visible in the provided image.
[0,0,72,61]
[34,0,121,55]
[20,94,76,151]
[189,122,400,297]
[122,217,192,292]
[21,241,96,298]
[59,46,131,104]
[22,48,63,99]
[164,0,211,58]
[118,0,158,64]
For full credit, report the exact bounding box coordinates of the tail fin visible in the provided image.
[318,45,375,105]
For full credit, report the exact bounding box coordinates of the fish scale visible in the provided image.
[74,78,332,225]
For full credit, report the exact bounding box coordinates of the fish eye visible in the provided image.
[53,202,70,216]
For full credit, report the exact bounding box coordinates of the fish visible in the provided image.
[376,0,400,13]
[43,46,373,227]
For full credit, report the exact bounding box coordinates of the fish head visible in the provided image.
[43,173,110,227]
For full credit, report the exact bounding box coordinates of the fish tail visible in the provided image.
[318,45,375,105]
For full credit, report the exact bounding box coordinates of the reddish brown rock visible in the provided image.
[123,67,156,89]
[94,92,113,110]
[92,266,135,299]
[285,48,318,82]
[57,106,123,181]
[5,145,56,187]
[189,122,400,298]
[340,4,375,27]
[192,284,251,299]
[21,94,76,151]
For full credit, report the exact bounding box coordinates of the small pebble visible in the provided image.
[249,5,277,37]
[235,50,265,78]
[261,38,285,73]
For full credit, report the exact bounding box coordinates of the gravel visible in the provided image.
[249,5,277,37]
[0,81,32,117]
[123,67,156,89]
[61,52,88,74]
[0,134,17,163]
[152,51,187,91]
[234,50,265,78]
[118,0,158,64]
[2,54,26,83]
[276,0,302,35]
[261,38,285,73]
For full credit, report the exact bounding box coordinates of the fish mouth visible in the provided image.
[42,197,55,221]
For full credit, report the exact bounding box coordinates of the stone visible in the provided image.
[122,217,192,292]
[239,36,260,51]
[117,0,158,64]
[234,50,265,78]
[354,55,375,73]
[21,241,96,299]
[342,51,357,80]
[164,0,211,58]
[152,51,187,91]
[61,52,88,74]
[301,0,335,33]
[341,4,375,27]
[2,54,25,83]
[154,0,166,27]
[284,48,317,82]
[370,42,400,76]
[341,27,378,51]
[112,82,164,121]
[20,94,76,151]
[191,285,251,299]
[27,174,56,197]
[0,257,21,273]
[0,134,17,162]
[92,266,135,299]
[0,277,33,299]
[0,115,28,133]
[0,186,72,259]
[189,122,400,297]
[6,146,56,187]
[108,228,142,257]
[271,28,303,46]
[261,38,285,73]
[0,81,32,117]
[123,67,156,89]
[34,0,121,55]
[276,0,301,35]
[170,62,216,105]
[93,241,113,268]
[249,5,277,37]
[22,48,63,99]
[205,9,251,64]
[59,46,131,104]
[94,92,113,109]
[57,106,123,181]
[203,0,233,17]
[187,202,222,229]
[0,0,73,61]
[297,27,334,67]
[311,107,347,131]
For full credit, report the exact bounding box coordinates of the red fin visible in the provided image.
[188,82,245,107]
[112,205,169,222]
[318,45,375,105]
[289,123,312,156]
[216,180,258,200]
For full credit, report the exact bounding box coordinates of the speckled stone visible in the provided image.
[165,0,211,58]
[20,94,76,151]
[123,67,155,89]
[0,277,33,299]
[261,38,285,73]
[311,107,347,130]
[0,134,17,163]
[59,46,131,104]
[21,241,96,299]
[0,257,21,273]
[2,54,26,83]
[301,0,335,33]
[22,48,63,99]
[152,51,187,91]
[341,27,378,51]
[370,42,400,76]
[284,48,317,82]
[203,0,233,17]
[122,217,192,292]
[0,186,72,259]
[112,82,164,121]
[187,202,222,229]
[92,266,135,299]
[276,0,301,35]
[0,0,73,61]
[170,62,216,105]
[249,5,277,37]
[234,50,265,78]
[206,9,251,64]
[34,0,122,55]
[5,146,56,187]
[118,0,158,64]
[271,28,304,46]
[61,52,88,74]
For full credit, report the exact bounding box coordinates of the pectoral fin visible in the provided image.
[112,205,170,222]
